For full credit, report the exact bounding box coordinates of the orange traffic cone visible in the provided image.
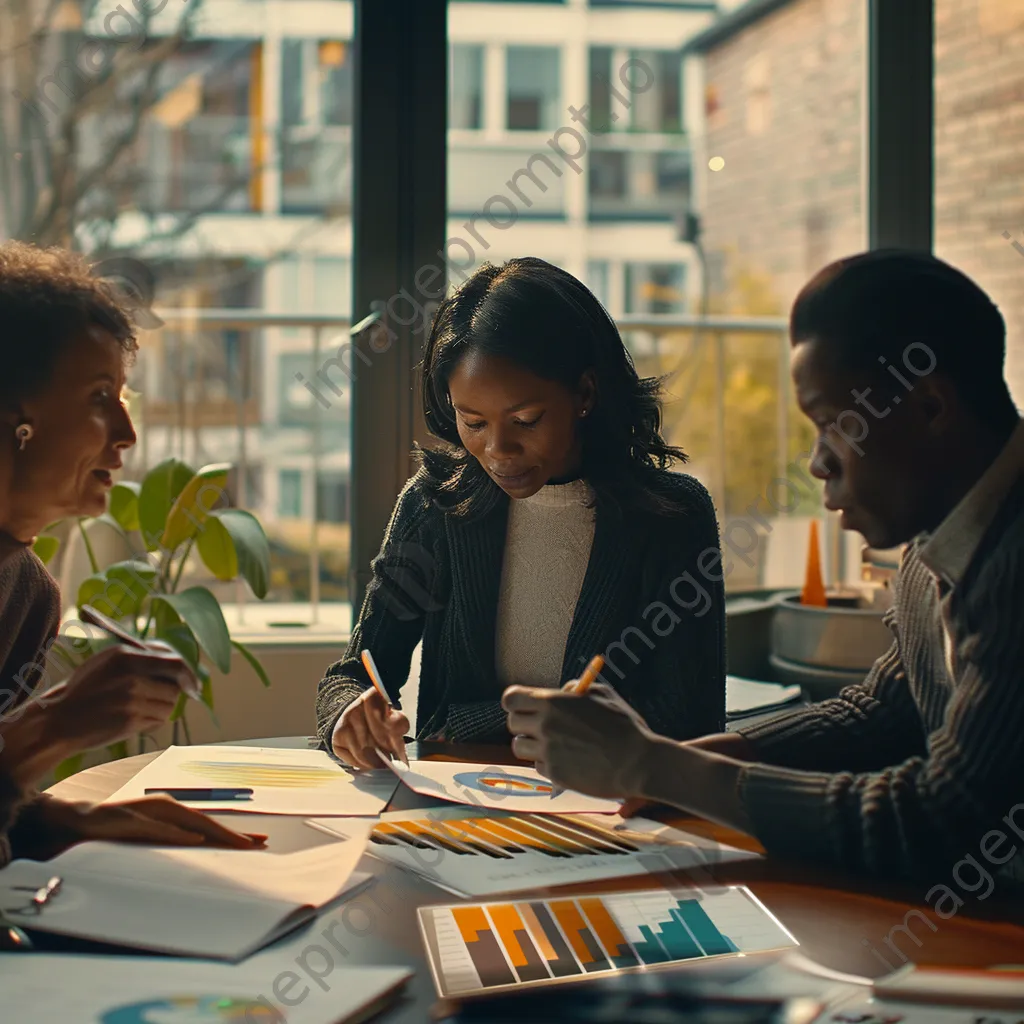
[801,519,828,607]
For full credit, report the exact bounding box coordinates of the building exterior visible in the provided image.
[684,0,1024,403]
[105,0,719,565]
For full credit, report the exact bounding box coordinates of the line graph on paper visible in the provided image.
[419,886,798,998]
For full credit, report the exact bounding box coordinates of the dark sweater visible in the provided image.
[0,534,62,867]
[316,468,726,748]
[738,422,1024,884]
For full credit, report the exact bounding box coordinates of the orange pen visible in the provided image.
[360,649,409,767]
[549,654,605,797]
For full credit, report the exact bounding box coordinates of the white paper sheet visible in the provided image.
[308,806,759,898]
[0,824,372,960]
[383,757,623,814]
[0,953,412,1024]
[105,745,399,816]
[726,676,803,718]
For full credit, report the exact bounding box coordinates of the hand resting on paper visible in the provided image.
[331,686,409,770]
[13,795,267,860]
[503,681,657,800]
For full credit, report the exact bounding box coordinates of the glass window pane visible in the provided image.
[279,469,303,518]
[589,47,614,133]
[5,6,359,609]
[506,46,560,130]
[450,44,485,130]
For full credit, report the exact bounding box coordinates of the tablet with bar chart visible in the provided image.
[306,807,759,897]
[419,886,798,998]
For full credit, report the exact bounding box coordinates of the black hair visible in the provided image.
[790,249,1018,430]
[418,257,688,518]
[0,241,137,409]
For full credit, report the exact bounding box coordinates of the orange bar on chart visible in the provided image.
[577,897,639,968]
[549,900,611,971]
[801,519,828,606]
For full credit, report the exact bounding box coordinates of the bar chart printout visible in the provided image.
[419,886,798,999]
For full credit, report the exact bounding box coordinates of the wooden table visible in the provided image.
[47,740,1024,1021]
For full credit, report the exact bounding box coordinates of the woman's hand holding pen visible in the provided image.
[332,687,410,770]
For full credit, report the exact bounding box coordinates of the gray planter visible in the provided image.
[770,592,892,701]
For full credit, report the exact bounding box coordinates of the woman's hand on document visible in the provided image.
[26,796,267,858]
[332,687,410,770]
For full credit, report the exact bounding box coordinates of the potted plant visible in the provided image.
[34,458,272,777]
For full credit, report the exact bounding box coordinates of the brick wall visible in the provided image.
[699,0,865,317]
[935,0,1024,406]
[698,0,1024,406]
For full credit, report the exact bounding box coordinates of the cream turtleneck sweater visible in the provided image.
[494,478,596,689]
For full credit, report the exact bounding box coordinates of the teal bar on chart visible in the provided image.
[674,900,738,956]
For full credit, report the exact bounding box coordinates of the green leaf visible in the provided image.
[54,753,84,781]
[32,535,60,565]
[139,458,194,551]
[155,622,201,670]
[78,573,120,618]
[162,462,231,551]
[151,587,231,673]
[109,480,142,532]
[197,663,214,710]
[77,560,157,621]
[197,509,270,599]
[232,638,272,688]
[170,691,188,722]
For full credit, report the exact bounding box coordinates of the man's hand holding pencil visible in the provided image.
[503,655,657,802]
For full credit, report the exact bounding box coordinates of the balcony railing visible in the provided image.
[126,309,794,619]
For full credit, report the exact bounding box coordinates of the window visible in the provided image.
[506,47,560,130]
[450,45,485,130]
[589,47,615,133]
[280,39,353,214]
[316,472,350,524]
[278,470,303,518]
[587,261,611,309]
[625,263,686,314]
[629,50,683,133]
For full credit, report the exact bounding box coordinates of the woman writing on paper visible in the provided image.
[0,242,262,863]
[318,258,726,768]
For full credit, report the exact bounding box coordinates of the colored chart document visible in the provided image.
[419,886,798,998]
[307,807,759,897]
[106,744,399,815]
[383,758,622,814]
[0,954,411,1024]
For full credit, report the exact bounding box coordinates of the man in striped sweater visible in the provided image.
[505,250,1024,886]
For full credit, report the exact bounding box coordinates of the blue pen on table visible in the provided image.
[145,788,253,801]
[360,649,410,767]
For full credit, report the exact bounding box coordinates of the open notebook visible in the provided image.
[0,822,371,961]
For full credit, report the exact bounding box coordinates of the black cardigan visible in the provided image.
[315,468,726,747]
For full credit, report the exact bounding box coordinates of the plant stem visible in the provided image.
[181,712,192,745]
[170,538,195,594]
[77,519,99,574]
[140,547,173,640]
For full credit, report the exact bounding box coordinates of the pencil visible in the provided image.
[360,649,410,767]
[549,655,605,797]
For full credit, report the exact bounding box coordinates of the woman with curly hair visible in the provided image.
[317,257,725,766]
[0,241,262,869]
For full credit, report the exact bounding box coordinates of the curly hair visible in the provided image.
[419,257,689,518]
[0,241,137,408]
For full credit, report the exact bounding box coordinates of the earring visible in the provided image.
[15,424,33,451]
[580,408,590,418]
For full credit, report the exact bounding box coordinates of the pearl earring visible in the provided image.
[580,408,590,418]
[15,424,33,451]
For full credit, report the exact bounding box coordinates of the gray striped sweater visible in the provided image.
[738,422,1024,884]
